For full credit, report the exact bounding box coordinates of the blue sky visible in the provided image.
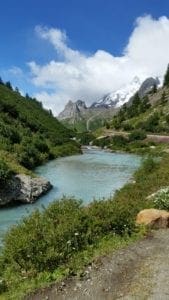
[0,0,169,113]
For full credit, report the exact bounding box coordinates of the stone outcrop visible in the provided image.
[58,100,87,121]
[136,208,169,229]
[138,77,160,98]
[0,174,52,206]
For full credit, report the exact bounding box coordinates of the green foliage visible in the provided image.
[93,134,128,149]
[93,133,166,155]
[141,113,160,132]
[111,135,128,147]
[0,160,12,184]
[93,137,110,148]
[152,84,157,93]
[0,82,80,171]
[0,196,140,292]
[128,130,147,142]
[153,187,169,210]
[76,132,95,145]
[163,64,169,87]
[109,67,169,134]
[5,81,13,90]
[111,94,151,131]
[161,91,168,104]
[2,153,169,298]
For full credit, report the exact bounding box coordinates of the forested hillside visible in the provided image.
[0,80,80,176]
[110,66,169,134]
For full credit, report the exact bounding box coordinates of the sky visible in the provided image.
[1,0,169,115]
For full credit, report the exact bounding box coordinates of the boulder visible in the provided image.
[136,209,169,229]
[0,174,52,206]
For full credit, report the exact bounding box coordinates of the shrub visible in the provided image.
[93,137,110,148]
[77,132,95,145]
[142,113,159,132]
[122,122,134,131]
[128,130,147,142]
[0,160,12,184]
[0,195,139,289]
[111,135,128,147]
[153,187,169,210]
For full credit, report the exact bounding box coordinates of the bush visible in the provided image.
[128,130,147,142]
[111,135,128,147]
[0,160,12,184]
[1,199,89,274]
[77,132,95,145]
[141,113,159,132]
[122,122,134,131]
[153,187,169,210]
[93,137,110,148]
[0,196,138,289]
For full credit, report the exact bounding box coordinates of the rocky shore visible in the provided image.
[0,174,52,206]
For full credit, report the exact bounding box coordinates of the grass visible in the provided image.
[0,150,33,176]
[0,231,145,300]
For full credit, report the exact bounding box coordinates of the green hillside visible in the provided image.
[110,88,169,133]
[110,66,169,134]
[92,68,169,155]
[0,81,80,175]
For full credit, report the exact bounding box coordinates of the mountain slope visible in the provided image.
[91,76,141,108]
[110,85,169,134]
[0,82,80,173]
[58,77,160,131]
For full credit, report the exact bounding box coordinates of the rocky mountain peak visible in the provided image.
[76,100,87,109]
[91,76,142,109]
[138,77,160,98]
[58,99,87,120]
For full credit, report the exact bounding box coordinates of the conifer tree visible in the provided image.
[0,77,4,85]
[163,64,169,87]
[6,81,13,90]
[152,83,157,93]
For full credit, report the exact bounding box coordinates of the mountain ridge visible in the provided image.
[58,76,160,131]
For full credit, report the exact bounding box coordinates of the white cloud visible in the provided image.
[28,15,169,115]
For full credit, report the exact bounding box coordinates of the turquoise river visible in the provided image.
[0,148,141,241]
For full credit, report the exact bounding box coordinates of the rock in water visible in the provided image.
[0,174,52,206]
[136,208,169,229]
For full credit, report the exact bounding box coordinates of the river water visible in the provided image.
[0,149,141,240]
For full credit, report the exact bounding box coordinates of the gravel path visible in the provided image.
[28,229,169,300]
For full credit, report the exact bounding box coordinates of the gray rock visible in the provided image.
[138,77,160,98]
[0,174,52,206]
[58,99,87,121]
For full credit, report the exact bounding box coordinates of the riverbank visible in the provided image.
[0,150,140,243]
[92,130,169,156]
[0,142,82,208]
[1,153,169,299]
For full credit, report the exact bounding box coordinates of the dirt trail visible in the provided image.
[28,229,169,300]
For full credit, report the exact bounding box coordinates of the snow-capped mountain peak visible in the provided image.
[91,76,142,109]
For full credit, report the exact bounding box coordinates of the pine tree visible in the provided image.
[15,87,20,93]
[152,84,157,93]
[6,81,13,90]
[25,93,30,99]
[0,77,4,85]
[163,64,169,87]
